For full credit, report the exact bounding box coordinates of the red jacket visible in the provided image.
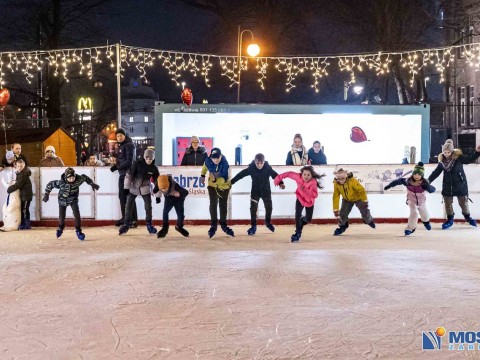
[275,171,318,207]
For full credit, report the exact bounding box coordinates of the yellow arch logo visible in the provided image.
[78,97,93,111]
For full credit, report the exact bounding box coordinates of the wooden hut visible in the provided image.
[0,127,77,166]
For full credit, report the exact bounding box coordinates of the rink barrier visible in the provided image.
[1,164,480,226]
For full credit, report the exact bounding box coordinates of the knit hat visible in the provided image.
[45,145,55,154]
[5,150,14,163]
[191,136,200,143]
[115,128,126,136]
[157,175,170,189]
[64,167,75,178]
[412,162,425,177]
[442,139,454,152]
[144,148,155,160]
[210,147,222,159]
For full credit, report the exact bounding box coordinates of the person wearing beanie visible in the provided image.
[331,168,375,236]
[200,147,234,238]
[1,143,28,169]
[6,158,33,230]
[181,135,207,166]
[39,145,64,167]
[43,167,100,240]
[110,128,138,227]
[231,153,286,235]
[384,162,436,235]
[118,148,160,236]
[428,139,480,229]
[155,174,190,238]
[286,133,308,165]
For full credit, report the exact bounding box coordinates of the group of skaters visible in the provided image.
[2,131,480,242]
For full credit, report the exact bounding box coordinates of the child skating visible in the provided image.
[332,168,375,235]
[6,158,33,230]
[427,139,480,229]
[231,153,285,235]
[274,165,325,242]
[43,167,100,240]
[384,162,435,235]
[155,174,190,238]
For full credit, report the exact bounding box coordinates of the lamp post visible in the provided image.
[237,25,260,103]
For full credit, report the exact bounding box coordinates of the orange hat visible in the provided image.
[157,175,170,189]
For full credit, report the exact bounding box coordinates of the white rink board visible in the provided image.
[0,164,479,221]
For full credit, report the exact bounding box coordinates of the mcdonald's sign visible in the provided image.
[78,97,93,112]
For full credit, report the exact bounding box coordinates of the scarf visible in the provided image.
[441,156,455,172]
[291,145,308,165]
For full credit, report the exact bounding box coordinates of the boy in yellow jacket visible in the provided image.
[332,168,375,235]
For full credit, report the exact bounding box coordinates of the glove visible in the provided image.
[384,184,392,190]
[91,183,100,191]
[156,197,161,204]
[110,165,117,172]
[42,193,49,202]
[200,176,205,186]
[153,185,159,194]
[333,210,339,218]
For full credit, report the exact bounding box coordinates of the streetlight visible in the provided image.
[237,25,260,103]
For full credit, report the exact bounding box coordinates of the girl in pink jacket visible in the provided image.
[274,165,325,242]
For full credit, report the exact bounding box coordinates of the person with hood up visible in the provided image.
[231,153,285,235]
[155,174,190,238]
[39,145,64,167]
[181,136,207,166]
[110,128,138,227]
[43,167,99,240]
[119,149,160,236]
[427,139,480,229]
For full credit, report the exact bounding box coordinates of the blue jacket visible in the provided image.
[203,156,229,180]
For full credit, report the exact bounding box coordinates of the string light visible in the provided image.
[1,42,480,93]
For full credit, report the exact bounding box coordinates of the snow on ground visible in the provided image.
[1,223,479,359]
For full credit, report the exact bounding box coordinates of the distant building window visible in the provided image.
[458,87,466,126]
[129,116,134,123]
[145,126,148,133]
[144,116,149,122]
[469,86,475,126]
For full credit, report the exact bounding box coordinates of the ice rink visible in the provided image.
[1,223,480,359]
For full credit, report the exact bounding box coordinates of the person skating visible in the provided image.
[200,148,234,238]
[119,149,160,235]
[43,167,99,240]
[231,153,285,235]
[428,139,480,229]
[384,162,436,235]
[274,165,325,242]
[155,174,190,238]
[332,168,375,236]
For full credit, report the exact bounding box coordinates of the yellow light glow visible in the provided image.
[246,44,260,57]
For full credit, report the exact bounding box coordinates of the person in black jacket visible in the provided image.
[231,153,285,235]
[180,136,207,166]
[119,149,160,236]
[307,141,327,165]
[6,158,33,230]
[428,139,480,229]
[43,167,100,240]
[156,174,190,238]
[1,143,28,169]
[110,128,138,227]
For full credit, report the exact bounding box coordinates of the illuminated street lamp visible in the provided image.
[237,26,260,103]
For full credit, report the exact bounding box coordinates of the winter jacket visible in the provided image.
[332,173,367,211]
[428,149,480,197]
[201,156,231,190]
[45,173,96,206]
[385,177,435,206]
[115,136,136,175]
[286,146,308,165]
[274,171,318,207]
[156,175,189,201]
[307,148,327,165]
[181,146,207,166]
[1,153,28,167]
[7,167,33,201]
[39,156,64,167]
[231,160,282,197]
[125,159,160,196]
